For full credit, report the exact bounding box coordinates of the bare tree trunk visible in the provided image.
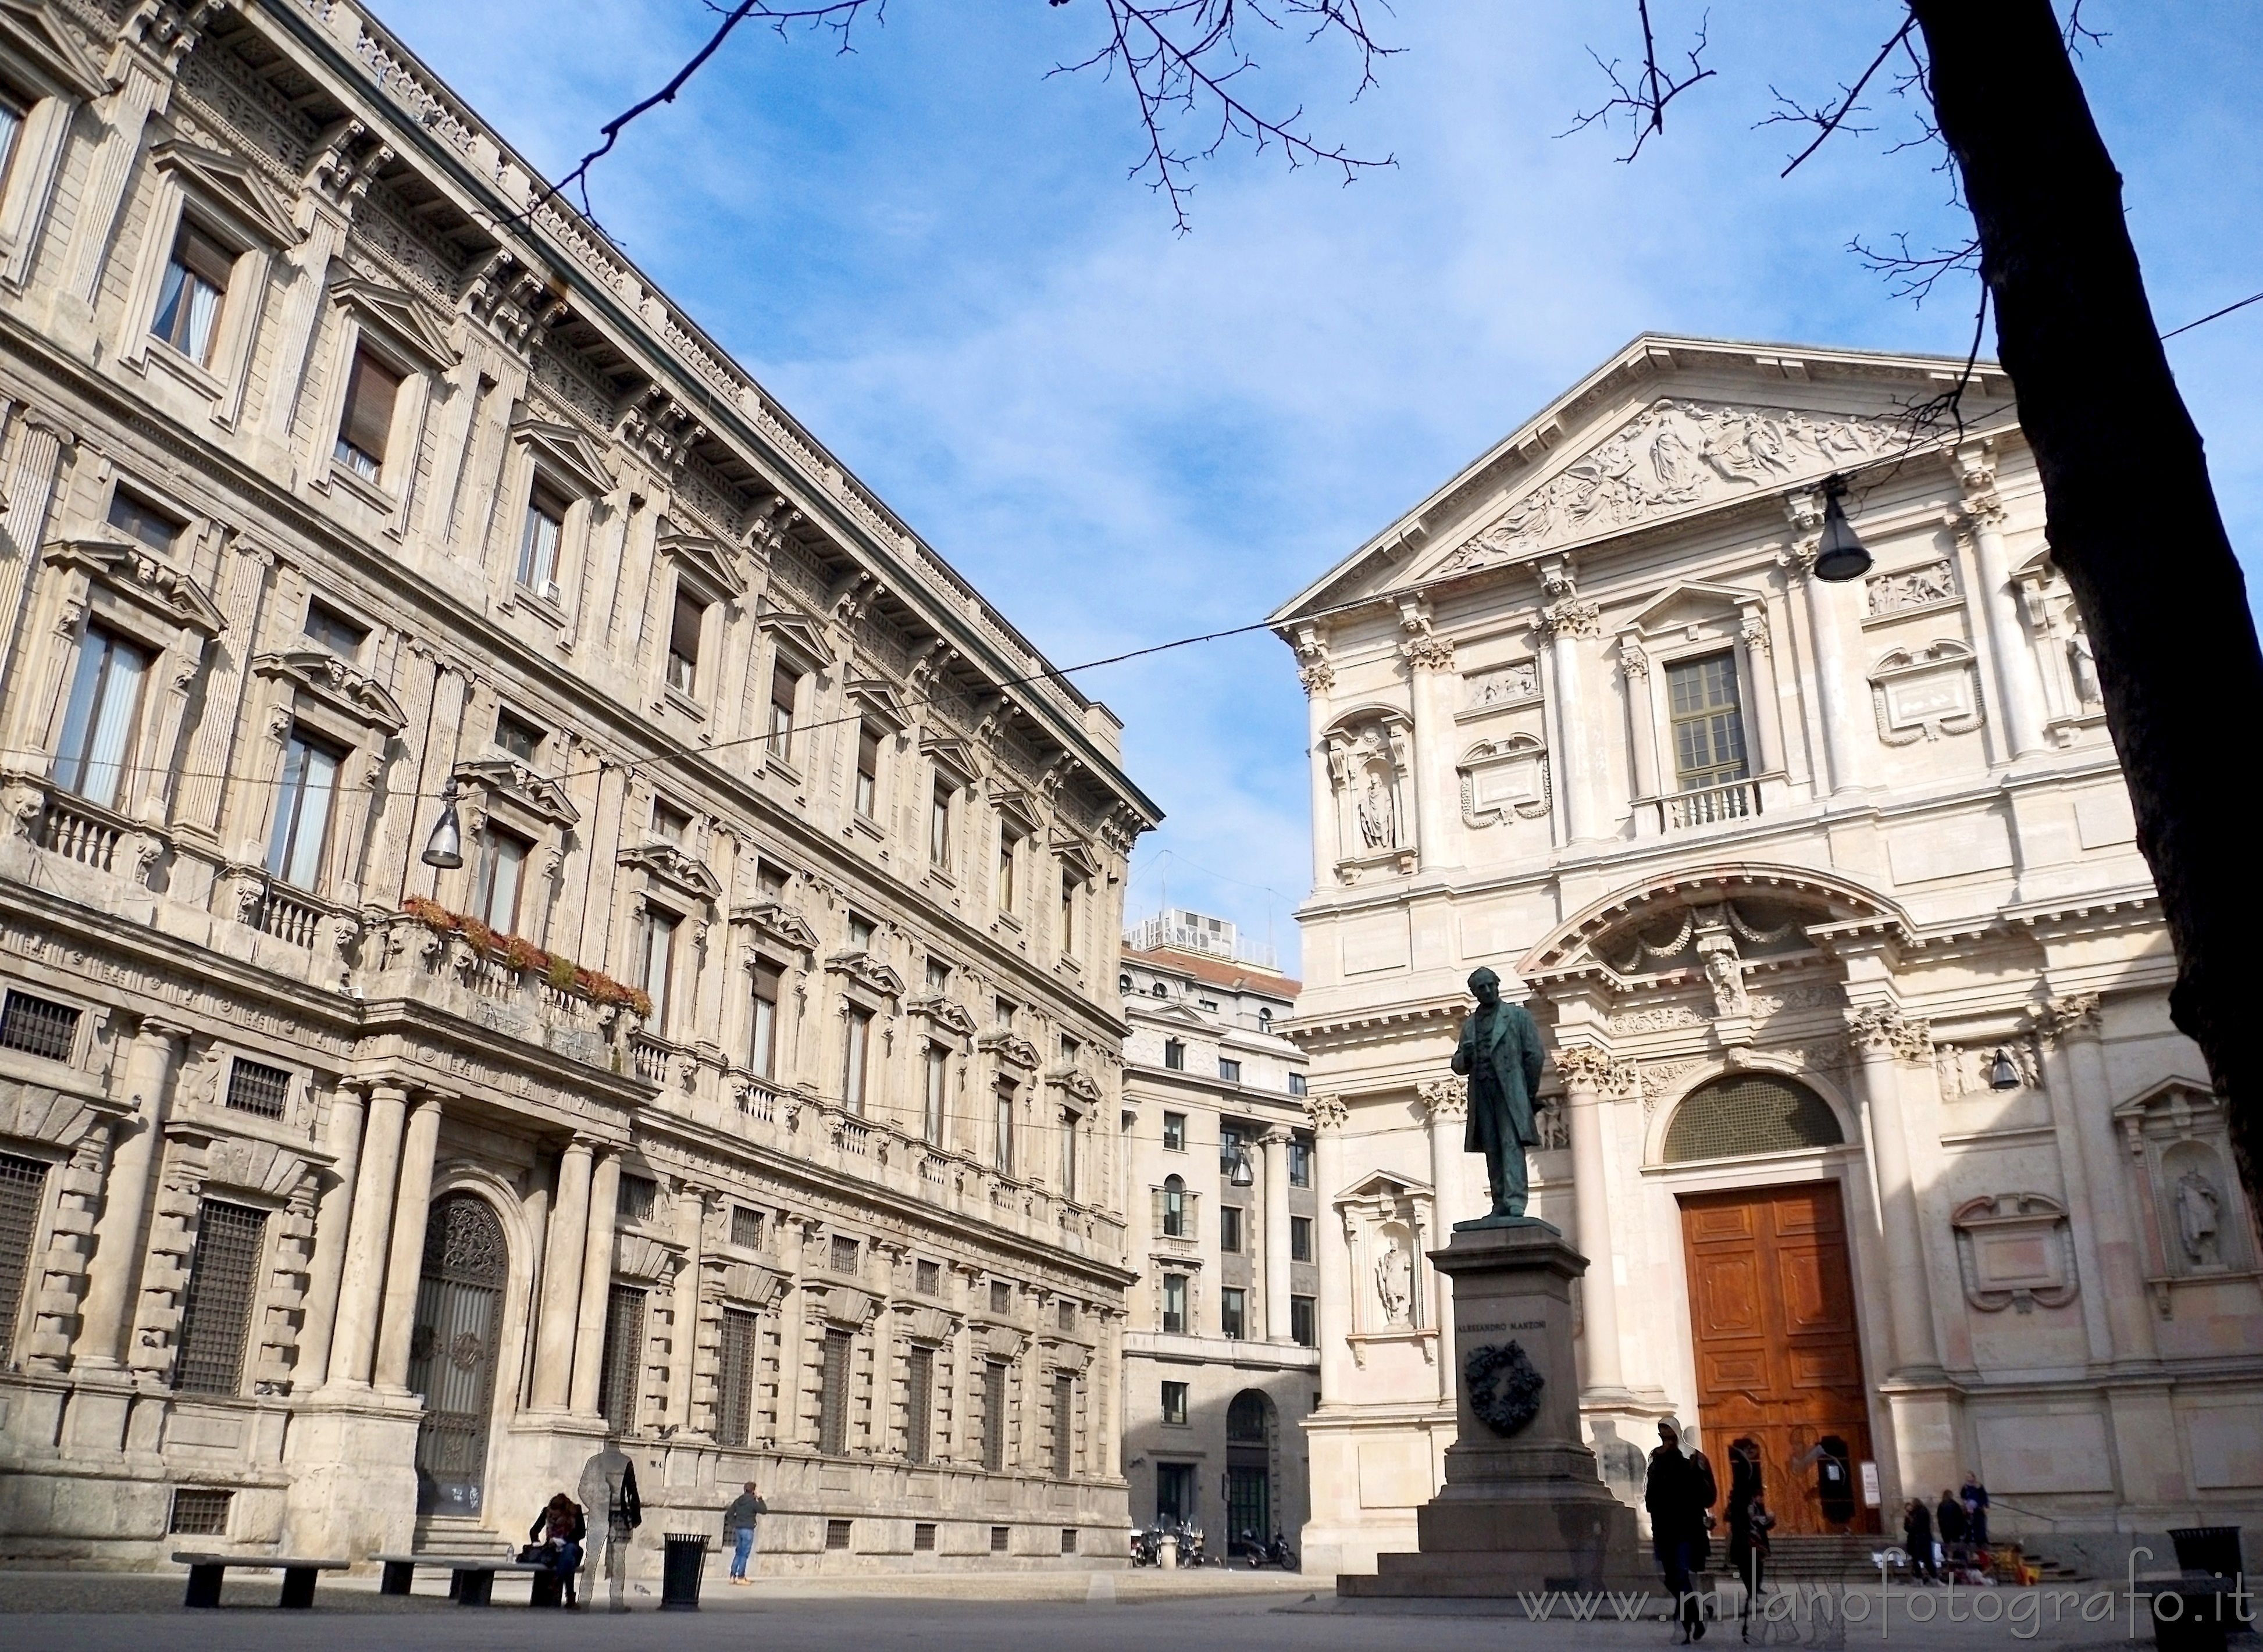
[1911,1,2263,1193]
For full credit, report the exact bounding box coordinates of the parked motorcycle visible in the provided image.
[1177,1524,1207,1568]
[1129,1526,1162,1568]
[1238,1528,1299,1571]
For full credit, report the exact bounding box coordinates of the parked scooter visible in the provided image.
[1176,1524,1207,1568]
[1238,1528,1299,1570]
[1129,1526,1163,1568]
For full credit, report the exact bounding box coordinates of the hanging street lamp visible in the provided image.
[1812,473,1873,583]
[420,778,465,869]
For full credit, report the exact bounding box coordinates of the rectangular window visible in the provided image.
[767,662,799,761]
[1155,1463,1196,1526]
[1163,1040,1185,1072]
[1059,874,1078,954]
[1667,651,1751,790]
[0,991,78,1062]
[1052,1374,1075,1480]
[818,1327,851,1454]
[717,1306,758,1448]
[651,800,690,843]
[333,349,402,481]
[996,832,1017,914]
[1161,1180,1187,1238]
[923,1044,947,1145]
[265,729,343,891]
[981,1360,1007,1471]
[616,1173,657,1222]
[640,906,678,1029]
[914,1523,936,1552]
[749,959,781,1080]
[596,1283,647,1432]
[1060,1108,1078,1203]
[993,1080,1014,1174]
[854,726,880,819]
[989,1280,1013,1315]
[926,957,950,993]
[1220,1206,1243,1254]
[1160,1380,1189,1426]
[303,600,368,660]
[915,1259,940,1296]
[929,782,951,866]
[1218,1058,1242,1083]
[666,587,704,697]
[842,1005,872,1115]
[174,1200,265,1395]
[847,913,874,950]
[827,1519,853,1551]
[757,861,789,900]
[518,487,565,596]
[1058,1300,1077,1332]
[1061,1528,1078,1556]
[0,93,24,187]
[224,1058,291,1121]
[730,1205,764,1249]
[473,825,530,933]
[906,1343,935,1465]
[1292,1295,1317,1347]
[1288,1073,1308,1098]
[1160,1274,1186,1335]
[0,1153,52,1367]
[1220,1287,1246,1340]
[1198,998,1220,1013]
[494,709,544,762]
[167,1487,233,1537]
[52,627,151,811]
[107,491,183,554]
[1220,1125,1244,1176]
[1289,1133,1313,1187]
[152,222,230,366]
[990,1525,1010,1553]
[831,1234,858,1275]
[1290,1215,1313,1262]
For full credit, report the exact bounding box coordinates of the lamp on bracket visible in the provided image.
[1813,473,1873,583]
[420,777,465,869]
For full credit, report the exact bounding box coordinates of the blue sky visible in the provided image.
[373,0,2263,974]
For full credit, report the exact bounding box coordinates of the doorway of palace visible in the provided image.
[1226,1389,1273,1547]
[1678,1181,1877,1535]
[408,1193,508,1519]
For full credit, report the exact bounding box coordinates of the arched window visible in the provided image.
[1162,1173,1186,1237]
[1258,1007,1273,1032]
[1120,973,1133,994]
[1151,982,1168,998]
[1663,1073,1843,1164]
[1227,1389,1270,1444]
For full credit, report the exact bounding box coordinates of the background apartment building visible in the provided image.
[1118,909,1316,1554]
[0,0,1157,1572]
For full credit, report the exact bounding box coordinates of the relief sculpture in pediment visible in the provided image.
[1432,399,1905,577]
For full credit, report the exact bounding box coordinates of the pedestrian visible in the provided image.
[1724,1439,1773,1642]
[1936,1488,1968,1575]
[1902,1498,1937,1584]
[1960,1472,1991,1549]
[1647,1420,1709,1643]
[722,1480,767,1585]
[530,1493,586,1610]
[578,1440,643,1613]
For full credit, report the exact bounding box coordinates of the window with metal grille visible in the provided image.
[980,1360,1006,1471]
[914,1522,937,1551]
[731,1205,764,1249]
[1662,1073,1843,1162]
[167,1487,233,1536]
[224,1058,291,1120]
[915,1259,940,1296]
[616,1174,657,1222]
[831,1235,858,1276]
[826,1518,853,1551]
[989,1280,1011,1314]
[0,1153,51,1366]
[596,1283,647,1432]
[1060,1528,1078,1555]
[989,1525,1010,1553]
[1667,651,1750,790]
[0,990,77,1062]
[818,1328,851,1455]
[1052,1375,1074,1480]
[906,1344,934,1465]
[717,1307,758,1448]
[174,1200,266,1395]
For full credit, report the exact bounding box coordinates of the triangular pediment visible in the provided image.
[1335,1168,1432,1205]
[452,757,578,829]
[758,608,835,669]
[329,274,458,369]
[921,732,982,786]
[149,140,300,248]
[988,781,1041,835]
[511,415,616,497]
[1047,823,1102,881]
[730,897,818,952]
[658,529,746,599]
[846,677,911,731]
[1626,580,1764,637]
[252,648,407,732]
[0,0,108,99]
[47,537,226,637]
[617,840,721,904]
[1270,334,2023,625]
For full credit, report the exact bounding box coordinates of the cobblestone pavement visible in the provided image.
[0,1569,2176,1652]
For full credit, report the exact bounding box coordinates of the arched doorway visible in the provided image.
[1225,1389,1274,1548]
[1666,1075,1877,1535]
[408,1192,508,1519]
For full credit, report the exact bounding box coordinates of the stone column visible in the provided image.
[0,412,75,696]
[1556,1048,1627,1397]
[1784,505,1865,794]
[1955,448,2046,759]
[72,1018,184,1369]
[1849,1010,1942,1372]
[670,1182,709,1433]
[530,1140,594,1411]
[1309,1097,1351,1406]
[373,1095,445,1392]
[1401,608,1456,870]
[1420,1083,1468,1407]
[294,1085,368,1391]
[569,1150,623,1418]
[1539,585,1602,841]
[2045,994,2158,1365]
[1737,610,1787,777]
[325,1083,409,1390]
[1619,640,1659,834]
[1261,1128,1293,1343]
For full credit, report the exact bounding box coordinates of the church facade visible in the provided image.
[1270,337,2261,1576]
[0,0,1155,1571]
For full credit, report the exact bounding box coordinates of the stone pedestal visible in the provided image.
[1339,1221,1649,1597]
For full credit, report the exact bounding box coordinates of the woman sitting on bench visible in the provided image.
[530,1494,586,1610]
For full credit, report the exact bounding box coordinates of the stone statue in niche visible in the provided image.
[1358,775,1396,849]
[2068,629,2102,706]
[1375,1237,1414,1325]
[2177,1169,2223,1265]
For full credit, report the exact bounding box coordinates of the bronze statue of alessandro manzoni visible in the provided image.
[1449,966,1550,1225]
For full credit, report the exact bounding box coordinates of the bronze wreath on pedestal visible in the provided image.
[1464,1340,1545,1436]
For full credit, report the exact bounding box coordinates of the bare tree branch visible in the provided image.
[1560,2,1715,162]
[1849,230,1982,305]
[1759,17,1915,177]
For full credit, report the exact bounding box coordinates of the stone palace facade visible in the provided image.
[1270,337,2262,1576]
[0,0,1157,1571]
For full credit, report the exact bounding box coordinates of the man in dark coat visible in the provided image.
[1448,966,1549,1221]
[1647,1421,1711,1642]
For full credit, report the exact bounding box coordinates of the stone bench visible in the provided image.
[173,1551,349,1610]
[370,1553,553,1607]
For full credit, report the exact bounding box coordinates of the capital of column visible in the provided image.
[1416,1077,1466,1124]
[1553,1044,1623,1095]
[1847,1004,1932,1063]
[1257,1125,1295,1149]
[1306,1095,1348,1135]
[2035,991,2103,1044]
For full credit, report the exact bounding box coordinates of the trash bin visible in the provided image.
[661,1533,709,1611]
[2168,1528,2246,1580]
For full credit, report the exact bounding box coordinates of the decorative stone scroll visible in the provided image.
[1457,734,1551,828]
[1951,1193,2077,1314]
[1869,640,1986,744]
